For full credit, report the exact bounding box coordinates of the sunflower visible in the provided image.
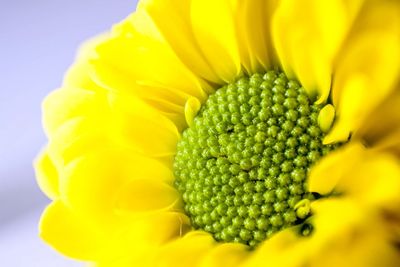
[35,0,400,266]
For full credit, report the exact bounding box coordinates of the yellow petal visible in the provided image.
[330,0,400,140]
[47,116,109,167]
[310,198,400,267]
[318,104,335,133]
[191,0,241,82]
[92,61,192,107]
[308,142,366,195]
[42,88,109,137]
[140,0,220,83]
[39,201,105,260]
[97,212,191,267]
[60,149,174,223]
[91,28,210,132]
[248,197,400,267]
[91,63,196,131]
[311,237,400,267]
[272,0,364,103]
[185,97,201,128]
[63,59,104,93]
[155,231,216,267]
[199,243,249,267]
[335,153,400,209]
[120,153,175,184]
[234,0,278,73]
[115,179,181,214]
[243,229,308,267]
[324,75,365,144]
[109,94,180,157]
[357,89,400,149]
[143,97,187,132]
[294,199,311,219]
[310,198,364,240]
[93,31,208,101]
[59,151,124,219]
[373,127,400,155]
[129,212,191,247]
[63,34,110,91]
[34,149,60,200]
[74,33,110,62]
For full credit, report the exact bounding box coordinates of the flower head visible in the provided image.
[36,0,400,266]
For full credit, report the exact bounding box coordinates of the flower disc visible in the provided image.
[174,70,339,246]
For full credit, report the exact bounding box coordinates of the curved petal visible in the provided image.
[333,153,400,210]
[42,88,109,137]
[373,127,400,156]
[59,151,126,219]
[57,140,175,217]
[92,25,209,101]
[39,201,105,260]
[63,58,105,92]
[356,88,400,150]
[63,28,203,132]
[91,24,210,131]
[243,230,309,267]
[309,199,400,267]
[34,149,60,200]
[191,0,241,82]
[184,97,201,128]
[128,212,191,247]
[139,0,220,83]
[318,104,335,133]
[115,179,182,214]
[247,198,400,267]
[62,34,110,91]
[272,0,364,103]
[109,94,180,157]
[234,0,278,73]
[309,142,366,195]
[47,116,110,167]
[310,238,400,267]
[155,231,217,267]
[329,0,400,142]
[142,97,187,132]
[95,212,191,267]
[199,243,250,267]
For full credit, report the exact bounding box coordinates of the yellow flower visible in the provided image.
[35,0,400,266]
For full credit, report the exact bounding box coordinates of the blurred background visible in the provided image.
[0,1,136,265]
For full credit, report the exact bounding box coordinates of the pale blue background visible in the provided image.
[0,1,137,265]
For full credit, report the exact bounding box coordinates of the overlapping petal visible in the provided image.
[109,93,180,157]
[115,179,182,214]
[34,150,60,200]
[40,201,106,260]
[42,88,109,137]
[309,142,366,194]
[272,0,364,104]
[357,88,400,153]
[199,243,250,267]
[312,150,400,211]
[154,232,217,267]
[234,0,278,74]
[246,198,400,267]
[327,0,400,143]
[190,0,241,82]
[139,0,220,83]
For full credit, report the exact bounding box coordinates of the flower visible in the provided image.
[35,0,400,266]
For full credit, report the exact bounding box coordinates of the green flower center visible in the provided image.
[173,70,338,247]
